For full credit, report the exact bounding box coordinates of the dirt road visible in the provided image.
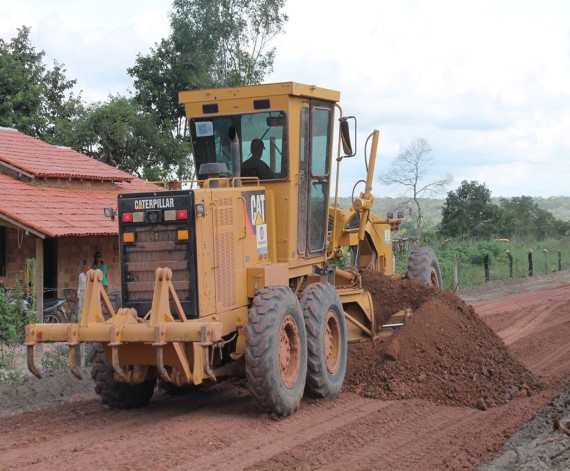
[1,274,570,470]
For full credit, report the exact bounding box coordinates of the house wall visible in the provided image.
[4,228,36,288]
[57,235,120,294]
[3,227,120,297]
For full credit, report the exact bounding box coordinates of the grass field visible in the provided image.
[395,238,570,291]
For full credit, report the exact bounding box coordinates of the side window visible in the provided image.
[298,101,334,257]
[297,107,309,255]
[311,107,332,176]
[307,104,333,254]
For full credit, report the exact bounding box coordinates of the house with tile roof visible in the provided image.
[0,126,162,316]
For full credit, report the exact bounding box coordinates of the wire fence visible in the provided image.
[435,247,569,291]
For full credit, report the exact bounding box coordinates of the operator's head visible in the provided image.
[250,139,265,159]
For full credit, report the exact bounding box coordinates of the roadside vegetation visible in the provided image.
[0,284,35,383]
[394,238,570,291]
[388,180,570,290]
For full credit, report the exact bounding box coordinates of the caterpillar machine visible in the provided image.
[25,82,442,417]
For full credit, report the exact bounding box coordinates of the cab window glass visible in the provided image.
[190,111,287,180]
[310,107,332,176]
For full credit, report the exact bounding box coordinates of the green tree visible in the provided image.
[128,0,288,177]
[0,26,82,140]
[57,96,192,180]
[380,137,452,237]
[498,196,567,240]
[440,180,499,239]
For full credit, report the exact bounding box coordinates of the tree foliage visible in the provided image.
[55,96,192,180]
[497,196,570,240]
[440,181,570,240]
[381,137,452,236]
[0,26,82,141]
[2,1,288,180]
[440,180,499,239]
[128,0,288,156]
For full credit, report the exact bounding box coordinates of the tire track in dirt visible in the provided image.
[183,395,391,470]
[472,284,570,383]
[2,277,570,471]
[247,393,554,470]
[493,300,566,345]
[0,392,389,471]
[2,386,546,471]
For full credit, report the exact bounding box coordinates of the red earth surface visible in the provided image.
[1,271,570,470]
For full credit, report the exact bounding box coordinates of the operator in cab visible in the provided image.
[241,139,273,180]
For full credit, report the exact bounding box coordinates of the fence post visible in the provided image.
[559,250,562,272]
[506,250,513,278]
[528,249,533,277]
[543,249,548,274]
[484,254,490,282]
[452,254,459,290]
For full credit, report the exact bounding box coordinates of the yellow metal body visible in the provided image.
[180,82,340,275]
[25,81,406,384]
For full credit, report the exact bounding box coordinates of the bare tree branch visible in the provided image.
[380,137,452,237]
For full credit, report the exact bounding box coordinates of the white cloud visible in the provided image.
[269,0,570,198]
[0,0,170,101]
[2,0,570,198]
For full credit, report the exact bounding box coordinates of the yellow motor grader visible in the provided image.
[25,82,442,416]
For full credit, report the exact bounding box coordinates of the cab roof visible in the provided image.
[179,81,341,105]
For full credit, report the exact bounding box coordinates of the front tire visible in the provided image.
[245,286,307,417]
[301,282,347,399]
[407,248,443,287]
[90,343,156,408]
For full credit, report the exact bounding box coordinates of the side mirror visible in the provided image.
[339,116,357,158]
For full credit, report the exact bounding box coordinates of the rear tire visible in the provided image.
[407,248,442,287]
[89,343,156,408]
[301,282,347,399]
[245,286,307,417]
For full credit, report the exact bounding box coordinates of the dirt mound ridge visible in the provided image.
[344,272,542,408]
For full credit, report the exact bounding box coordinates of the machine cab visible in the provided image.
[180,82,341,268]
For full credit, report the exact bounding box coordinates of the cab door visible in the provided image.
[297,100,334,258]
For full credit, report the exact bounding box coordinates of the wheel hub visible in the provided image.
[429,267,440,287]
[324,310,341,375]
[279,314,301,388]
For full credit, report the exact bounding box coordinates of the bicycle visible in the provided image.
[42,298,67,323]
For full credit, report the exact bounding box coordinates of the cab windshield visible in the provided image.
[190,111,287,180]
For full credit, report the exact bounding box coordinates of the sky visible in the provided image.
[1,0,569,198]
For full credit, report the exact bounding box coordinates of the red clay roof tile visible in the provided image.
[0,128,165,237]
[0,127,132,181]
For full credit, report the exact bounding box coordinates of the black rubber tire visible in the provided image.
[89,343,156,409]
[245,286,307,417]
[407,248,443,287]
[301,282,347,399]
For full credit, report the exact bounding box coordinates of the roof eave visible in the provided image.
[0,213,46,239]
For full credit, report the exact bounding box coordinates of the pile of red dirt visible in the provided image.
[344,272,542,409]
